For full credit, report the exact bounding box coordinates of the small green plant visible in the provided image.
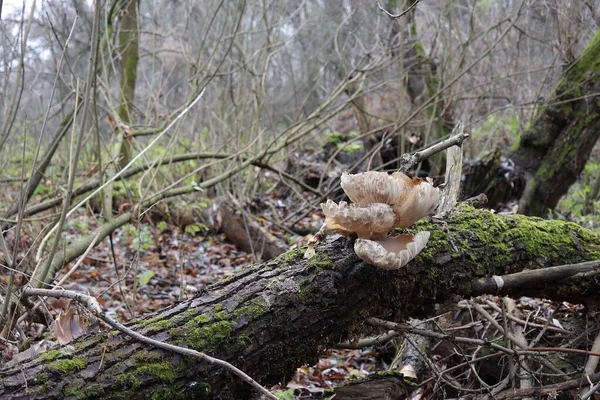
[184,223,208,236]
[326,131,344,146]
[138,270,156,286]
[122,224,154,252]
[337,142,363,154]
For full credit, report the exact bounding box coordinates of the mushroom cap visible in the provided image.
[340,171,439,228]
[321,200,396,239]
[354,231,431,270]
[392,178,439,228]
[340,171,412,206]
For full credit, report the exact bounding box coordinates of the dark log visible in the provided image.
[332,372,409,400]
[1,205,600,399]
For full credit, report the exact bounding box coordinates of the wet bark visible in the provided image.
[1,205,599,399]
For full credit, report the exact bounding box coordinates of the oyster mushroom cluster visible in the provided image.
[305,171,439,270]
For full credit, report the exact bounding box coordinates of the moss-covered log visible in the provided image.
[1,205,600,399]
[463,28,600,216]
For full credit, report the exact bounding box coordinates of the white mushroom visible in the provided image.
[321,200,396,239]
[341,171,439,228]
[304,171,439,269]
[354,231,431,270]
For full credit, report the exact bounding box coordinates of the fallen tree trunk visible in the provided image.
[1,204,600,399]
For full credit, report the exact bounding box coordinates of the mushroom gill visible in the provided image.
[321,200,396,239]
[354,231,431,270]
[340,171,439,228]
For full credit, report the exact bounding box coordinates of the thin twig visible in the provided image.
[398,122,468,174]
[35,89,206,264]
[376,0,420,19]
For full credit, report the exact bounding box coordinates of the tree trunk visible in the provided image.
[463,29,600,216]
[103,0,140,220]
[1,205,600,399]
[116,0,140,167]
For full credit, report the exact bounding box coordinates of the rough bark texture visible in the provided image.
[1,205,600,399]
[463,29,600,216]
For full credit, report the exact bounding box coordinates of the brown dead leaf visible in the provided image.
[51,305,96,345]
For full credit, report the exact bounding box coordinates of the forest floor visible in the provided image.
[0,161,595,398]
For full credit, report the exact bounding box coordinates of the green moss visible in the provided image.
[40,349,62,361]
[63,378,85,398]
[136,362,176,384]
[214,304,223,312]
[47,356,87,374]
[238,334,252,347]
[146,319,173,332]
[138,316,160,327]
[151,387,178,400]
[195,314,210,324]
[81,383,105,398]
[232,303,267,319]
[214,311,227,320]
[278,247,304,263]
[117,372,141,389]
[182,307,198,320]
[179,319,234,351]
[414,206,600,281]
[133,349,163,363]
[34,373,49,384]
[299,286,309,303]
[308,252,335,270]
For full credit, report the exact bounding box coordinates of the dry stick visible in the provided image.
[367,318,514,355]
[2,21,79,223]
[287,120,469,228]
[471,260,600,294]
[34,89,206,265]
[473,301,571,381]
[335,331,401,350]
[21,288,277,400]
[579,330,600,397]
[493,371,600,400]
[376,0,420,19]
[15,233,102,326]
[8,151,321,223]
[368,318,600,358]
[483,300,570,335]
[398,122,468,174]
[37,63,356,262]
[34,80,84,287]
[33,0,102,287]
[0,0,34,150]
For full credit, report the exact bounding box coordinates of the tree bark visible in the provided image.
[116,0,140,167]
[463,29,600,216]
[1,205,600,399]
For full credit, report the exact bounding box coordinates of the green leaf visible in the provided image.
[274,389,297,400]
[157,221,167,230]
[185,224,201,235]
[138,270,155,286]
